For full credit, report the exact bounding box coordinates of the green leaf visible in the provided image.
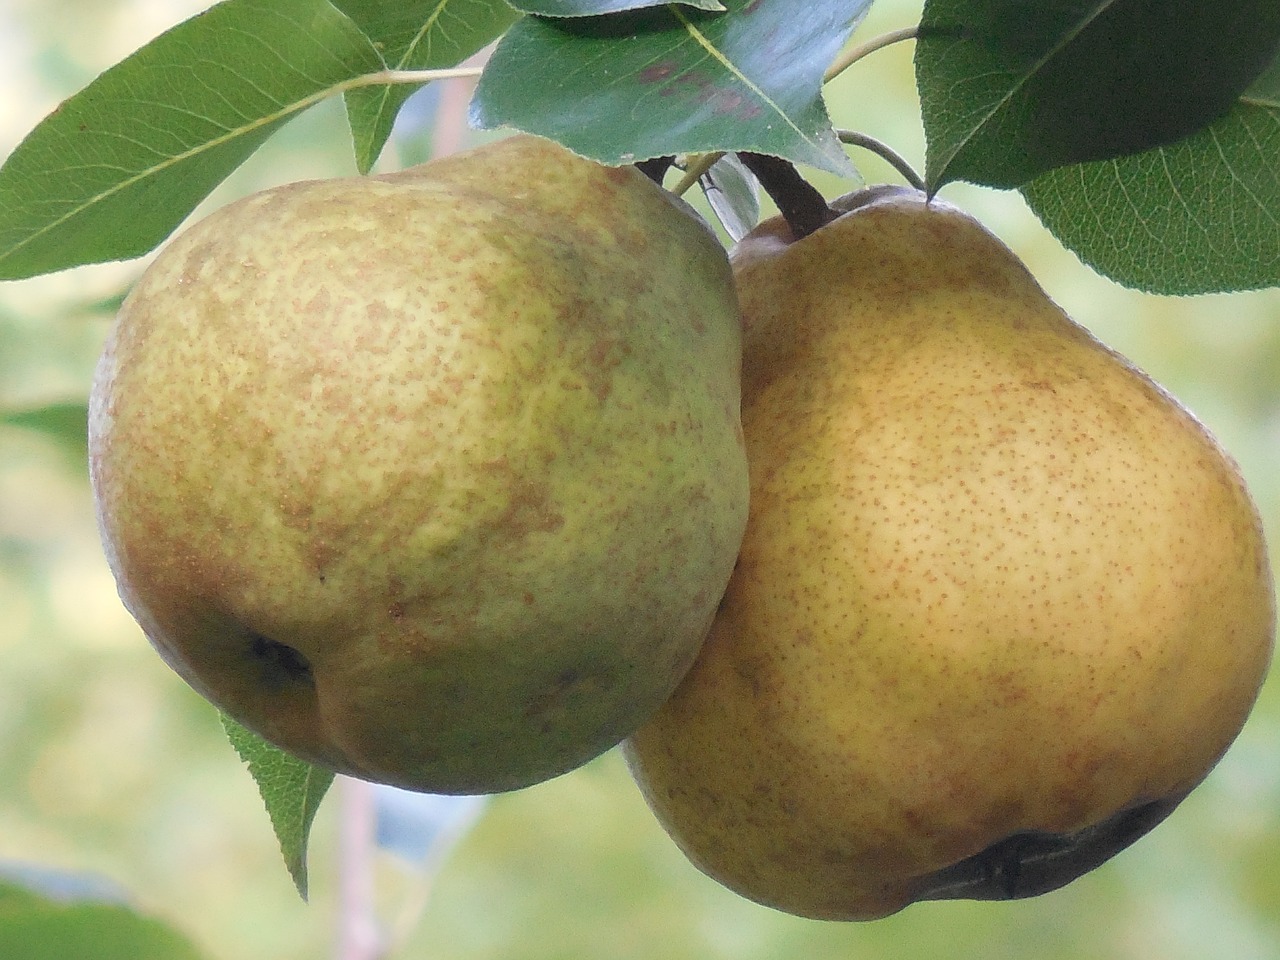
[222,716,335,900]
[471,0,866,175]
[0,0,385,281]
[916,0,1280,191]
[334,0,519,172]
[2,402,90,463]
[511,0,726,14]
[0,882,206,960]
[998,46,1280,295]
[1020,95,1280,295]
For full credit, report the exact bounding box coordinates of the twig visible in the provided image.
[336,777,383,960]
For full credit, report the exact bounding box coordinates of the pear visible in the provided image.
[89,134,749,794]
[624,185,1275,918]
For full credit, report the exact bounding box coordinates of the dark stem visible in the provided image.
[635,156,675,185]
[739,153,836,240]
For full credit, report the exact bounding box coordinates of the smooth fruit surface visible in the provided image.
[90,135,749,794]
[624,186,1274,918]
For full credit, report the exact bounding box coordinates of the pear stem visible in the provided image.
[837,130,926,191]
[739,153,837,240]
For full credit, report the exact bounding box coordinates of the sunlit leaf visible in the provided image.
[472,0,866,175]
[222,716,335,900]
[334,0,519,172]
[1020,94,1280,295]
[916,0,1280,190]
[0,0,384,280]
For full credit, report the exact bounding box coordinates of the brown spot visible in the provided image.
[304,289,331,318]
[498,479,566,537]
[638,61,679,84]
[584,337,629,402]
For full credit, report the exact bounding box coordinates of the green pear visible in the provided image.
[624,186,1275,918]
[89,134,749,794]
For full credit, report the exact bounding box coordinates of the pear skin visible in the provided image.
[624,186,1274,918]
[90,135,749,794]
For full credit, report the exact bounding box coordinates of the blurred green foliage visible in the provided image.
[0,879,207,960]
[2,1,1280,959]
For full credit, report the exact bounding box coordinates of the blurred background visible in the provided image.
[2,0,1280,958]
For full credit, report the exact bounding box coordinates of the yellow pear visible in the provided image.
[89,135,749,794]
[624,185,1274,918]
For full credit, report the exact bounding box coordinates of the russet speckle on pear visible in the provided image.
[624,185,1274,919]
[89,134,749,794]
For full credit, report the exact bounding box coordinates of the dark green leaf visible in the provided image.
[1249,48,1280,99]
[512,0,726,15]
[917,0,1280,191]
[1020,95,1280,294]
[0,882,206,960]
[0,0,385,281]
[2,402,90,465]
[472,0,866,175]
[334,0,520,172]
[222,716,335,900]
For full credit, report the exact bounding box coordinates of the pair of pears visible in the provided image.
[90,135,1273,918]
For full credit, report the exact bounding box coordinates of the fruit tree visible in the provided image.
[0,1,1278,958]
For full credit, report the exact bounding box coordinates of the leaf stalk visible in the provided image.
[825,26,919,83]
